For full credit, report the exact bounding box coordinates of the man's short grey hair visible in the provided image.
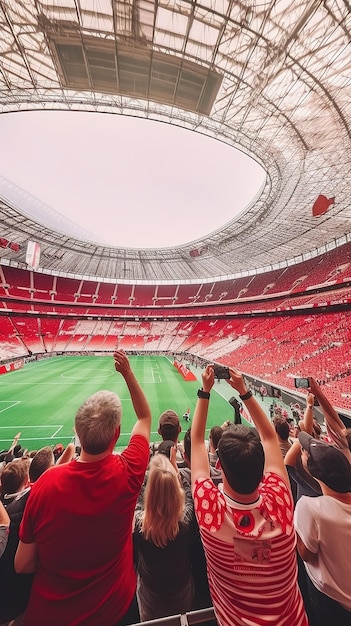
[75,390,122,455]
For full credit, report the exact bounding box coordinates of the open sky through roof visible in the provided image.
[0,110,266,249]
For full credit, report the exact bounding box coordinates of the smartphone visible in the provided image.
[294,377,310,389]
[213,364,230,379]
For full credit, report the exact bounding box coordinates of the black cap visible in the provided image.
[298,432,351,493]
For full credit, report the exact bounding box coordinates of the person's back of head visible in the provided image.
[75,390,122,455]
[158,409,181,443]
[141,453,185,547]
[299,432,351,493]
[13,444,23,458]
[29,446,55,483]
[209,426,223,452]
[217,426,264,494]
[273,417,290,442]
[0,458,30,496]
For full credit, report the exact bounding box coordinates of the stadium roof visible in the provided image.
[0,0,350,282]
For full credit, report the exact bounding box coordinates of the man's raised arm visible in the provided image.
[8,431,21,453]
[114,350,151,442]
[301,392,315,434]
[309,376,350,460]
[191,364,214,488]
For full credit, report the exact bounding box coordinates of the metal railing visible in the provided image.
[129,606,216,626]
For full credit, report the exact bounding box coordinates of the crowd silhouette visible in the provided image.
[0,351,350,626]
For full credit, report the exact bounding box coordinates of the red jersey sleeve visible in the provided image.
[193,477,226,532]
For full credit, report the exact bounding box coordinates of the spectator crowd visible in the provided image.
[0,351,350,626]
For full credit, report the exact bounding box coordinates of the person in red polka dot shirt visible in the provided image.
[191,364,309,626]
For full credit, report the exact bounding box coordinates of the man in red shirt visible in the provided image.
[15,350,151,626]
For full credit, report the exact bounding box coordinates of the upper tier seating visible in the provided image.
[1,241,350,310]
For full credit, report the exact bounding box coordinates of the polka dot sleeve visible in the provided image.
[259,472,294,535]
[193,478,226,532]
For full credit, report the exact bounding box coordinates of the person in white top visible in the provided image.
[294,431,351,626]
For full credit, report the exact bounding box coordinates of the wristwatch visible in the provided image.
[197,389,210,399]
[239,390,253,401]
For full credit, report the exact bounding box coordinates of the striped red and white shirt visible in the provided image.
[193,472,308,626]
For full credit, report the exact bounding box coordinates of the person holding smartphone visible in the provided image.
[191,364,308,626]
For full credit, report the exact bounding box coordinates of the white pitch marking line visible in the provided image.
[51,425,63,438]
[0,401,20,413]
[0,425,64,429]
[0,436,73,443]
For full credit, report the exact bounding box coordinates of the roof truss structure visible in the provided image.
[0,0,350,281]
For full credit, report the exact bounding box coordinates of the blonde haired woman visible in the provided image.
[133,449,194,621]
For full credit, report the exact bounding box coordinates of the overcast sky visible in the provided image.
[0,110,266,249]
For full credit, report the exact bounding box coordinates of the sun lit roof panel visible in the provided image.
[155,6,189,34]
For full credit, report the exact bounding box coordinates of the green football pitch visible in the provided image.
[0,355,244,453]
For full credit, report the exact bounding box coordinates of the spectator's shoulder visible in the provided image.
[127,433,150,450]
[121,434,150,466]
[262,471,292,497]
[193,475,218,496]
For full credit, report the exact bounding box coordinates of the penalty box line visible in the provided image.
[0,424,64,439]
[0,435,73,444]
[0,401,21,413]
